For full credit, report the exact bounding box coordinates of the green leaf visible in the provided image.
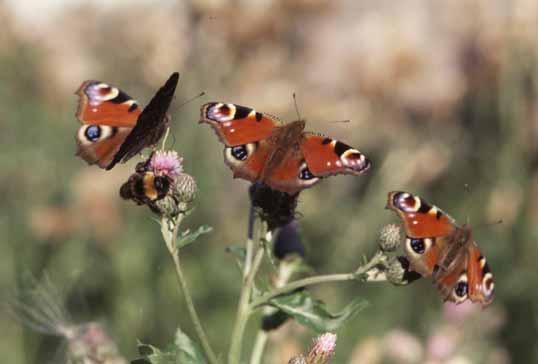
[268,291,368,333]
[135,342,176,364]
[173,328,206,364]
[177,225,213,249]
[134,329,206,364]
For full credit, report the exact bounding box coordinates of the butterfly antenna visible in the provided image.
[292,93,303,121]
[176,91,206,110]
[161,127,171,150]
[474,219,503,233]
[462,183,472,226]
[327,119,351,124]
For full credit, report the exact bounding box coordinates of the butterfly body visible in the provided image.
[387,191,494,306]
[75,72,179,170]
[200,102,371,195]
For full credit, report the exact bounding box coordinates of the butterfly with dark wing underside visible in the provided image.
[199,102,371,195]
[75,72,179,170]
[386,191,495,306]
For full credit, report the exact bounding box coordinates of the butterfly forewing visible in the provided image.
[106,72,180,169]
[75,80,141,127]
[200,102,279,146]
[301,133,371,177]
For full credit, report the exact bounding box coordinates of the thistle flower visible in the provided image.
[9,275,127,364]
[306,333,337,364]
[150,150,183,178]
[120,150,197,217]
[249,182,299,230]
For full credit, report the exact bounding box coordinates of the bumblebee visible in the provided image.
[120,157,171,213]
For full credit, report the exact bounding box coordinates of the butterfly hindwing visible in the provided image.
[465,243,495,304]
[200,102,279,146]
[76,126,131,168]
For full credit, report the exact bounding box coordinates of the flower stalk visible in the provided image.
[228,207,270,364]
[250,251,385,309]
[161,215,219,364]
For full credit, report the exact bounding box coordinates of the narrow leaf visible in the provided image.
[177,225,213,249]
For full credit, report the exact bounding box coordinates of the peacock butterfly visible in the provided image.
[75,72,179,170]
[199,102,371,195]
[386,191,495,306]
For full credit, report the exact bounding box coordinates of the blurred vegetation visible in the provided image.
[1,0,537,363]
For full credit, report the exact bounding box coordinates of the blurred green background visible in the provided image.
[1,0,537,363]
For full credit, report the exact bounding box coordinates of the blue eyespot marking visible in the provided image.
[85,125,101,141]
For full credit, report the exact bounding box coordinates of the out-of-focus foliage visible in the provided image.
[1,0,537,363]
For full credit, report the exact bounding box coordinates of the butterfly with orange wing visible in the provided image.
[75,72,179,170]
[387,191,495,306]
[200,102,371,195]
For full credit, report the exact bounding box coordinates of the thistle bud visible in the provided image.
[154,172,198,217]
[273,220,305,260]
[173,172,198,204]
[378,224,402,252]
[386,256,422,286]
[289,355,307,364]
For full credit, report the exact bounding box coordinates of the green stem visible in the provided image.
[249,331,268,364]
[228,247,265,364]
[163,216,219,364]
[250,251,384,309]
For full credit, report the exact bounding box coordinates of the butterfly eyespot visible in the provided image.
[408,238,426,254]
[299,164,316,180]
[394,192,422,212]
[454,281,468,298]
[225,143,257,166]
[86,83,120,103]
[207,103,237,122]
[85,125,101,141]
[231,145,249,161]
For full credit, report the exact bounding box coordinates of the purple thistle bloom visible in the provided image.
[307,333,337,364]
[150,150,183,178]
